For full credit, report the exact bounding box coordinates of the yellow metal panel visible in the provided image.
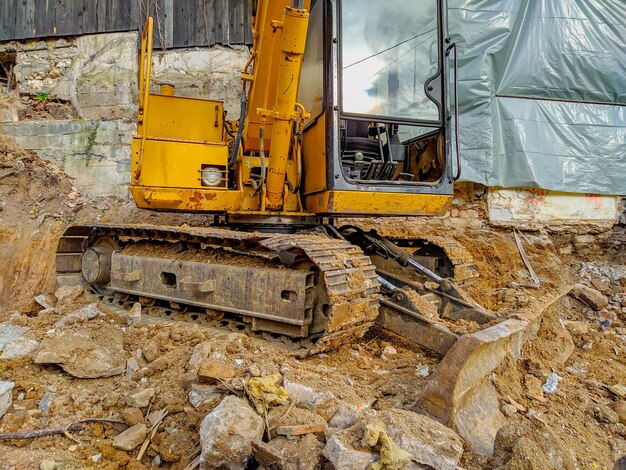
[131,186,242,212]
[304,190,452,216]
[145,95,224,142]
[134,137,228,189]
[301,114,327,195]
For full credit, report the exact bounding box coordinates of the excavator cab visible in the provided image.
[296,0,457,215]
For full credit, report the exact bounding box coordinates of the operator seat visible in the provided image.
[343,120,380,157]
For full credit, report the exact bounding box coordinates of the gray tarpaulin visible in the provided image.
[448,0,625,195]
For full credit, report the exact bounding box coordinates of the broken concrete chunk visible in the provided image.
[189,384,221,408]
[199,395,264,470]
[126,388,156,408]
[54,284,84,304]
[112,423,148,451]
[35,294,55,309]
[188,341,212,371]
[570,284,609,311]
[0,323,28,351]
[328,401,367,429]
[53,303,103,327]
[0,380,14,419]
[34,324,125,378]
[143,341,160,363]
[197,357,236,384]
[1,336,39,359]
[121,407,144,426]
[325,432,377,470]
[268,434,324,470]
[326,409,464,470]
[381,345,397,359]
[283,379,322,409]
[129,302,142,322]
[126,356,140,378]
[501,403,518,417]
[376,409,464,470]
[491,421,576,469]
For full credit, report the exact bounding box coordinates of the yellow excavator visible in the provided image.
[56,0,496,355]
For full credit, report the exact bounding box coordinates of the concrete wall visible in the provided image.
[488,188,621,227]
[1,32,249,197]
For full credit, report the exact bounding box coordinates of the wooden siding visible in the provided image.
[0,0,253,47]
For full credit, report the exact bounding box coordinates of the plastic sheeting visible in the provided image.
[449,0,626,195]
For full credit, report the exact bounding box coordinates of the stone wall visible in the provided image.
[0,32,249,197]
[0,119,135,197]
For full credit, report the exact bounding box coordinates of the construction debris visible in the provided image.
[112,423,148,451]
[34,322,126,378]
[570,284,610,311]
[199,396,265,469]
[0,133,625,468]
[0,381,14,419]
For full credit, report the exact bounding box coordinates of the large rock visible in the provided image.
[0,381,14,419]
[54,285,84,304]
[0,323,28,351]
[570,284,609,311]
[325,409,464,470]
[1,337,39,359]
[325,428,377,470]
[34,323,126,378]
[112,423,148,451]
[199,396,264,470]
[490,422,576,469]
[53,303,103,327]
[268,434,324,470]
[283,378,368,429]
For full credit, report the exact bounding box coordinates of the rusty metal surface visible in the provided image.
[377,300,458,356]
[56,224,381,354]
[110,252,315,332]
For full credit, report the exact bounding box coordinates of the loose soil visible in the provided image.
[0,135,624,469]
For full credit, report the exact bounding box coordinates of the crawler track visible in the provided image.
[56,224,380,355]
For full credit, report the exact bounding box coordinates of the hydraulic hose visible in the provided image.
[228,92,247,168]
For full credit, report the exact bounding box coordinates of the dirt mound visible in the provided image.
[0,134,76,312]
